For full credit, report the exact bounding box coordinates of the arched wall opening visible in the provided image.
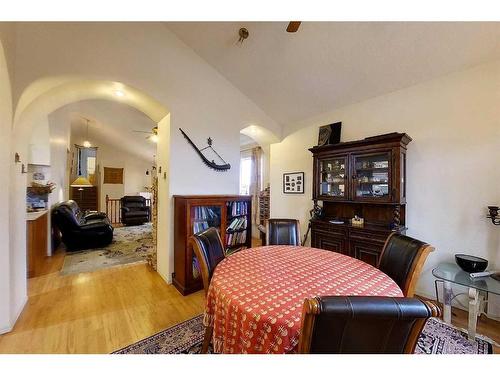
[239,124,280,190]
[7,77,171,332]
[238,125,280,240]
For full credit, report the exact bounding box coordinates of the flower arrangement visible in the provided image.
[28,181,57,195]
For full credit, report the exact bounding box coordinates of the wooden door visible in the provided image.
[350,239,383,267]
[312,230,349,256]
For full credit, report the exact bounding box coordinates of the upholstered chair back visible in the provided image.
[190,227,225,295]
[378,233,434,297]
[298,296,440,354]
[266,219,301,246]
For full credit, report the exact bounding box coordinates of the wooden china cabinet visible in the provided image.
[309,132,412,267]
[173,195,252,295]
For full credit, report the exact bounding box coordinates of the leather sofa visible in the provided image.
[121,196,150,226]
[52,200,113,251]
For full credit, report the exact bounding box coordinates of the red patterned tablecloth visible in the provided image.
[203,245,403,354]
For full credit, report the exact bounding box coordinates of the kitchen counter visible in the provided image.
[27,210,48,221]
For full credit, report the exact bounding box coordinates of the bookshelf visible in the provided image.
[173,195,252,295]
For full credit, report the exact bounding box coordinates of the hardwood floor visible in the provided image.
[0,254,205,354]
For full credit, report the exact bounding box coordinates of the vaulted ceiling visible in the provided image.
[52,99,156,162]
[167,22,500,127]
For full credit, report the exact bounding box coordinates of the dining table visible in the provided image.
[203,245,403,354]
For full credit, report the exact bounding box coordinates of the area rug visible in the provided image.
[112,315,494,354]
[61,223,153,275]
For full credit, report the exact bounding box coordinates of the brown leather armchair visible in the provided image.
[378,233,434,297]
[190,227,226,353]
[298,296,440,354]
[265,218,301,246]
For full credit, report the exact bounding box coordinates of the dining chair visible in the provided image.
[378,233,435,297]
[189,226,225,354]
[265,218,301,246]
[297,296,440,354]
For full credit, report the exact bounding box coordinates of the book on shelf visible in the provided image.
[225,230,247,247]
[192,205,220,234]
[194,206,218,220]
[193,220,209,234]
[227,216,247,231]
[228,201,248,217]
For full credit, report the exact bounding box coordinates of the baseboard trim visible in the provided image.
[157,269,172,284]
[0,295,28,335]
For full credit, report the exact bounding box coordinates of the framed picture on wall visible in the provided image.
[283,172,304,194]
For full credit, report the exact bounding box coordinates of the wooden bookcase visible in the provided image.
[309,132,411,267]
[173,195,252,295]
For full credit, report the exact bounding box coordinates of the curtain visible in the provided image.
[249,146,262,225]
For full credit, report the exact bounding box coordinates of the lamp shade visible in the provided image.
[70,176,92,187]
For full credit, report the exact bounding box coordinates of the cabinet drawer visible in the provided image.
[349,228,389,244]
[311,230,349,256]
[311,222,347,237]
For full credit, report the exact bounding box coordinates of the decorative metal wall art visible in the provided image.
[179,128,231,171]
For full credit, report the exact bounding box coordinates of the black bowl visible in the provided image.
[455,254,488,273]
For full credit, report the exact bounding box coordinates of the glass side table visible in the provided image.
[432,263,500,341]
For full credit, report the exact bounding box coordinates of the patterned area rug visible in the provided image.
[113,315,493,354]
[61,223,153,275]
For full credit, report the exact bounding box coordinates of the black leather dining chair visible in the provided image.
[297,296,440,354]
[190,227,225,296]
[378,233,434,297]
[265,218,301,246]
[190,227,225,354]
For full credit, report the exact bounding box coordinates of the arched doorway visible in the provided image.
[9,77,171,320]
[238,125,280,245]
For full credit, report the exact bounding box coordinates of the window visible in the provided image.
[239,156,252,195]
[76,146,97,184]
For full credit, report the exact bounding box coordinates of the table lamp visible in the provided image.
[70,176,92,201]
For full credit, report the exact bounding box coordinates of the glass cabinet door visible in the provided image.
[352,152,391,201]
[318,156,348,199]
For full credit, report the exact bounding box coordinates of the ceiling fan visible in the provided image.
[286,22,301,33]
[238,22,301,44]
[132,126,158,143]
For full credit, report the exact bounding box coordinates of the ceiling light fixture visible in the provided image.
[114,90,125,97]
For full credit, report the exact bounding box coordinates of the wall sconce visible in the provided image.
[487,206,500,226]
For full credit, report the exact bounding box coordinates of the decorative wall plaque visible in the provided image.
[283,172,304,194]
[103,167,124,184]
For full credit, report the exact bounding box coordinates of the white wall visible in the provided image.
[8,22,280,287]
[0,33,13,334]
[27,116,50,165]
[157,115,171,282]
[271,60,500,314]
[48,110,71,207]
